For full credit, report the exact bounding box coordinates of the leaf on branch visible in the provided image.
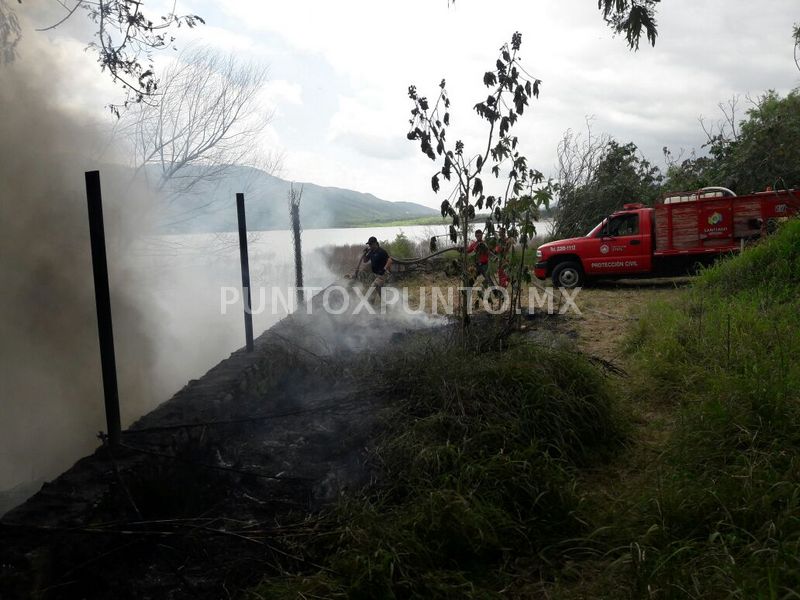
[420,138,436,161]
[483,71,497,87]
[472,177,483,197]
[440,78,446,89]
[442,155,452,180]
[449,225,458,243]
[441,199,451,217]
[513,85,528,114]
[500,116,509,137]
[431,174,440,193]
[443,112,450,125]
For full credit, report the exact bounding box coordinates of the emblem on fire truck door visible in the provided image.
[600,244,609,254]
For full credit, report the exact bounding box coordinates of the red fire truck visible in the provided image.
[534,187,800,288]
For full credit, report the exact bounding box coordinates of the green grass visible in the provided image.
[250,336,625,598]
[251,220,800,599]
[356,215,452,228]
[569,220,800,598]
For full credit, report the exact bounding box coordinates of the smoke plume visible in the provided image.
[0,24,163,491]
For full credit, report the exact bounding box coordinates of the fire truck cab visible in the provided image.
[534,187,799,288]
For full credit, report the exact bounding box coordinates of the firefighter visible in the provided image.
[467,229,491,285]
[362,236,393,299]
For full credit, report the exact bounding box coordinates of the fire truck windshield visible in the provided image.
[586,218,607,237]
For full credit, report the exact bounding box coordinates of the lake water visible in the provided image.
[131,225,450,397]
[0,221,553,507]
[133,221,550,398]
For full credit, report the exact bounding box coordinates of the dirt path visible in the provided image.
[564,277,689,364]
[394,271,689,366]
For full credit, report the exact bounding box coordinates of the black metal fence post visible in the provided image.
[85,170,122,446]
[236,193,254,352]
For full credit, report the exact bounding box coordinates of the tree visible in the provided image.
[719,90,800,193]
[0,0,21,64]
[288,184,304,305]
[11,0,204,114]
[449,0,659,49]
[597,0,659,49]
[123,46,278,207]
[555,117,611,213]
[660,96,742,192]
[553,140,662,239]
[663,90,800,194]
[407,32,551,326]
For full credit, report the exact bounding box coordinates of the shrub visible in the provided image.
[252,339,624,598]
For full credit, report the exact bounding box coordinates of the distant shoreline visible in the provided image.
[158,214,554,234]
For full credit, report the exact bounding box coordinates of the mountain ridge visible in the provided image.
[156,165,438,233]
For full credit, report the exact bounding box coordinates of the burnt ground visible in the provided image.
[0,276,681,599]
[0,284,451,600]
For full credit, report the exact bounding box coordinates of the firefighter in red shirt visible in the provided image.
[467,229,491,284]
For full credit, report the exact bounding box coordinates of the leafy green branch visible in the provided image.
[407,32,552,324]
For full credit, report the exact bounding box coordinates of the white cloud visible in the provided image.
[16,0,800,208]
[262,79,303,106]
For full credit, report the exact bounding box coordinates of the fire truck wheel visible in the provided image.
[552,261,584,289]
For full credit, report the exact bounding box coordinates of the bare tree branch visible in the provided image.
[0,0,22,64]
[14,0,204,114]
[123,46,277,206]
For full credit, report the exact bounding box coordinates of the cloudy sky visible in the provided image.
[15,0,800,208]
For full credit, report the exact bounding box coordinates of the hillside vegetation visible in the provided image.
[553,88,800,239]
[155,165,438,233]
[598,218,800,597]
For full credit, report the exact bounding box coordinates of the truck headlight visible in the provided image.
[536,249,543,260]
